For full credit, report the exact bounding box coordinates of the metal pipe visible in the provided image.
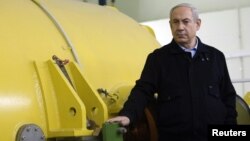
[99,0,106,6]
[31,0,82,67]
[232,78,250,83]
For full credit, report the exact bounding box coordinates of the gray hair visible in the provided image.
[170,3,199,21]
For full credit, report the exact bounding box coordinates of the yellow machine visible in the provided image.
[0,1,249,141]
[0,0,159,141]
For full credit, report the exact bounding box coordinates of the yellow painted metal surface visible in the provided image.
[236,95,250,124]
[244,92,250,106]
[0,0,160,140]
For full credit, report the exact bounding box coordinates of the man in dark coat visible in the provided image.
[108,3,237,141]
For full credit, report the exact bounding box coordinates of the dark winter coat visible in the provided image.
[119,37,237,141]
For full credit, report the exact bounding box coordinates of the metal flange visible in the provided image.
[16,124,45,141]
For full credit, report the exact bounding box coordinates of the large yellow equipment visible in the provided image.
[0,0,159,141]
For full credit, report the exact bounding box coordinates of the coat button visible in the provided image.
[208,85,213,89]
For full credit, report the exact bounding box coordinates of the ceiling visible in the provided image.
[85,0,250,22]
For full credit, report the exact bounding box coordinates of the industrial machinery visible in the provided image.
[0,0,159,141]
[0,1,249,141]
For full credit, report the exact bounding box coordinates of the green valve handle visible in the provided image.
[102,122,127,141]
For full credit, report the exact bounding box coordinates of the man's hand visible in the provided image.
[107,116,130,126]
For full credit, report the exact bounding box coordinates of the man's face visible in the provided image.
[169,6,201,48]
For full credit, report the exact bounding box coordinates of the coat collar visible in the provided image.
[167,37,210,55]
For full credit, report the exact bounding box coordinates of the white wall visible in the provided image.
[142,7,250,98]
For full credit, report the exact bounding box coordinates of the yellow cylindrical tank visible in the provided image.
[0,0,160,141]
